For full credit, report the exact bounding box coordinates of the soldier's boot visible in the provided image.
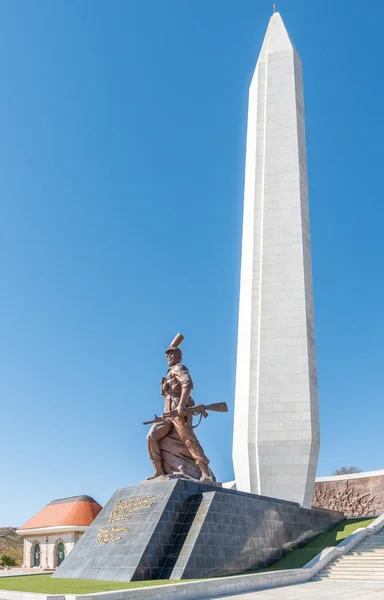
[146,461,166,480]
[198,463,212,482]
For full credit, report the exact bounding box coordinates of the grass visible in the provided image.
[0,575,187,594]
[0,518,376,594]
[251,517,376,573]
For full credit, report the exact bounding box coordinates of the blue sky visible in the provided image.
[1,0,383,526]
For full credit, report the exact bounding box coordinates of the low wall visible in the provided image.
[313,470,384,516]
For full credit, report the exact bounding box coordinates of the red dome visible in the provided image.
[19,495,102,530]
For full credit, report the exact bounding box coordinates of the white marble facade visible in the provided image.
[233,12,319,507]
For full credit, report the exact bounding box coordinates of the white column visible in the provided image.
[233,12,319,507]
[23,538,29,568]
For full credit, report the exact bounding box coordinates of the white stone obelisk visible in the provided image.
[233,11,319,508]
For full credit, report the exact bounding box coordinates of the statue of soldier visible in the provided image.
[146,344,212,481]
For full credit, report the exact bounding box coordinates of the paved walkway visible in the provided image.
[0,569,53,577]
[209,579,384,600]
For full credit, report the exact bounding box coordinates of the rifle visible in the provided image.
[143,402,228,426]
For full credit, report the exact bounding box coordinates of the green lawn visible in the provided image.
[0,575,186,594]
[251,517,376,573]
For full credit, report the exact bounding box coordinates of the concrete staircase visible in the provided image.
[314,529,384,580]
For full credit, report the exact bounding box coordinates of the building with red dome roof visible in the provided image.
[16,495,102,570]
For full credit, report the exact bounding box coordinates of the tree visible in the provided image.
[332,466,362,476]
[0,555,17,567]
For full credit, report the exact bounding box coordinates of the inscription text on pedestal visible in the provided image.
[97,527,129,545]
[109,495,156,524]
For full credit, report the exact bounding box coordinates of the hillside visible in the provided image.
[0,528,23,565]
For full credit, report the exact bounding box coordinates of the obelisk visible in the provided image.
[233,11,319,508]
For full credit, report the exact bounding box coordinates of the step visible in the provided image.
[314,573,384,577]
[341,561,384,564]
[343,552,384,555]
[347,552,384,555]
[349,548,384,551]
[317,573,384,579]
[327,567,384,571]
[352,540,384,548]
[322,575,384,578]
[321,567,384,572]
[348,552,384,555]
[345,555,384,559]
[319,568,384,573]
[338,556,384,561]
[342,552,384,560]
[356,542,384,546]
[354,549,384,552]
[317,576,384,581]
[315,578,384,582]
[342,556,384,560]
[327,567,384,575]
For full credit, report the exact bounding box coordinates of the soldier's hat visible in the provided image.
[165,334,184,357]
[165,347,183,362]
[165,346,180,354]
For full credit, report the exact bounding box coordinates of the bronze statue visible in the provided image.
[144,334,227,482]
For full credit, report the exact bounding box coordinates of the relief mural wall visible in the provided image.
[313,474,384,516]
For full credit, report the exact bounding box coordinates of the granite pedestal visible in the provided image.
[54,478,343,581]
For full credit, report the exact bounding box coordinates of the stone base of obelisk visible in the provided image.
[53,478,343,582]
